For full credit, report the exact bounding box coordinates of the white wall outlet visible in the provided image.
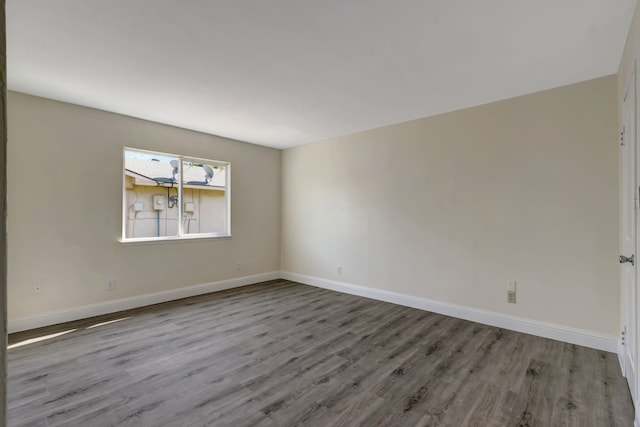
[235,261,242,271]
[507,280,516,304]
[107,279,116,292]
[33,284,43,295]
[337,265,343,275]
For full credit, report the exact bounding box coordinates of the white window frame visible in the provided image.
[121,147,231,243]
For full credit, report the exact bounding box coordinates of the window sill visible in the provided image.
[119,234,231,245]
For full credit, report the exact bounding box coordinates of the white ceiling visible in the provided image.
[7,0,638,149]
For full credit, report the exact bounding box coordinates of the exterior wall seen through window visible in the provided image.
[123,148,230,241]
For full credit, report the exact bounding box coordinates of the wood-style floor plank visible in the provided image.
[7,279,635,426]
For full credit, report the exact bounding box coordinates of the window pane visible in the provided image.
[124,149,180,239]
[182,161,227,235]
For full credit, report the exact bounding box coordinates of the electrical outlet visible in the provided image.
[107,279,116,292]
[337,265,342,275]
[34,284,43,295]
[236,261,242,271]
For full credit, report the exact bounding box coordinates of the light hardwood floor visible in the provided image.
[7,280,635,426]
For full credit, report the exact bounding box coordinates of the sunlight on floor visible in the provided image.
[8,329,77,349]
[8,317,132,350]
[86,317,130,329]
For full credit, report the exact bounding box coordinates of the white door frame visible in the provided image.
[621,61,638,413]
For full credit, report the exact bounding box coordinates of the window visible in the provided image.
[122,148,230,241]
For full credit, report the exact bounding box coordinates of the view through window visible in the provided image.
[123,148,230,240]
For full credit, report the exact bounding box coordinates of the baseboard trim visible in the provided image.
[8,271,281,333]
[281,271,618,353]
[9,270,619,353]
[618,345,626,377]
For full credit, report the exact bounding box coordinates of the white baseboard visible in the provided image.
[618,344,626,376]
[8,271,281,333]
[9,270,619,354]
[281,271,618,353]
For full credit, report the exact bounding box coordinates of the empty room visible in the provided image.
[2,0,640,426]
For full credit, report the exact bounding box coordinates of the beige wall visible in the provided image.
[6,62,623,337]
[282,76,619,335]
[7,92,281,322]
